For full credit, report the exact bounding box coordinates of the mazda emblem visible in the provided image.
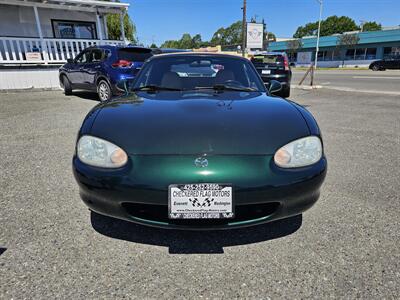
[194,157,208,168]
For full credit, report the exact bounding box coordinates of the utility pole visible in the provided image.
[241,0,247,57]
[311,0,323,86]
[264,28,268,50]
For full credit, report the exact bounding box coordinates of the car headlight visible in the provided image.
[77,135,128,168]
[274,136,322,168]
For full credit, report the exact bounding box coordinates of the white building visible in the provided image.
[0,0,129,89]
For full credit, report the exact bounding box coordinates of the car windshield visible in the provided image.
[132,55,266,92]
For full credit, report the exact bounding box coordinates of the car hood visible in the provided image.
[89,92,310,155]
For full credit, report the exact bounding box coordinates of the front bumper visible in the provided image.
[73,155,327,230]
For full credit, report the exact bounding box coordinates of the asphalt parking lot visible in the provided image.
[0,87,399,299]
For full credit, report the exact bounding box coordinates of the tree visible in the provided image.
[210,27,226,46]
[321,16,359,36]
[99,0,137,43]
[362,21,382,32]
[210,21,243,46]
[159,20,273,49]
[223,21,243,45]
[286,39,303,60]
[160,39,180,48]
[106,13,137,43]
[149,43,158,48]
[191,34,202,48]
[199,40,211,48]
[264,32,276,49]
[160,33,205,49]
[337,33,360,48]
[293,16,359,38]
[336,33,360,66]
[293,22,318,39]
[265,32,276,42]
[179,33,194,49]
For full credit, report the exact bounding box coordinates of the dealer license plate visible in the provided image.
[169,183,234,219]
[262,69,271,74]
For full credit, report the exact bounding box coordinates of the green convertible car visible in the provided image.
[73,53,327,230]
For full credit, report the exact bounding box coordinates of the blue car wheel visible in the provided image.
[97,80,112,102]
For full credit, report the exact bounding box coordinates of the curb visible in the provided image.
[0,87,62,93]
[292,85,323,90]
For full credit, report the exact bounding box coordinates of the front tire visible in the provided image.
[62,75,72,95]
[372,65,379,71]
[97,80,112,102]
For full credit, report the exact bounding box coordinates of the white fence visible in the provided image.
[0,37,125,64]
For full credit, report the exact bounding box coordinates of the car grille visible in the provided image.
[121,202,280,226]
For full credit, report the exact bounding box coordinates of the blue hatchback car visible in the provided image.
[59,45,153,101]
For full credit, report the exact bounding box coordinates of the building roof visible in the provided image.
[268,28,400,51]
[0,0,129,13]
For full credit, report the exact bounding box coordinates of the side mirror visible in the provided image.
[268,80,282,95]
[67,58,74,64]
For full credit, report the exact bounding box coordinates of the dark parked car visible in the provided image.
[250,52,292,98]
[369,57,400,71]
[73,53,327,230]
[59,45,152,101]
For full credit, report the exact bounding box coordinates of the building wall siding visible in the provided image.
[0,69,60,90]
[0,4,105,39]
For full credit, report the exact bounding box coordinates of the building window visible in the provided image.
[345,49,355,60]
[52,20,97,39]
[384,46,400,58]
[287,52,297,62]
[318,50,340,61]
[355,48,365,60]
[332,50,341,60]
[366,48,377,59]
[344,48,376,60]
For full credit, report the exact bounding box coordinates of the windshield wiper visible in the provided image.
[132,85,183,92]
[192,84,257,92]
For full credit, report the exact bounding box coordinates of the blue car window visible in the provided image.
[117,48,153,62]
[92,49,103,62]
[75,50,92,64]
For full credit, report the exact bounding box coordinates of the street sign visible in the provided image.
[246,22,263,49]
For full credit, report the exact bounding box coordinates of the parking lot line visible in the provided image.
[352,76,400,79]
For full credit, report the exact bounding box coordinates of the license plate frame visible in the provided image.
[168,183,234,219]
